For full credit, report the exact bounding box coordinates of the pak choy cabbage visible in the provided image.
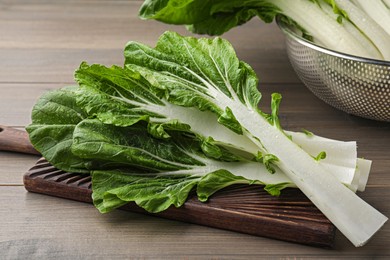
[27,31,387,247]
[139,0,390,61]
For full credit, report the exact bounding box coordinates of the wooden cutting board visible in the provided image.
[23,158,335,248]
[1,125,336,248]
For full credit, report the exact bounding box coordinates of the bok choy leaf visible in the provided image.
[123,31,387,246]
[75,62,368,192]
[27,31,386,247]
[73,119,293,213]
[139,0,390,60]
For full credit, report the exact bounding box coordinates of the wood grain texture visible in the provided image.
[0,0,297,84]
[0,186,389,259]
[0,0,389,258]
[0,126,39,155]
[0,152,40,185]
[0,83,65,126]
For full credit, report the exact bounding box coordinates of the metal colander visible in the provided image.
[276,18,390,122]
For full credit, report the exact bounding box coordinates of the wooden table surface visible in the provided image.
[1,1,389,259]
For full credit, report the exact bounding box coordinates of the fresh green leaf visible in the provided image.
[92,170,199,213]
[314,151,327,161]
[27,30,386,246]
[125,32,262,137]
[124,31,387,246]
[140,0,279,35]
[301,129,314,137]
[197,169,259,202]
[26,86,90,173]
[270,93,282,130]
[138,0,390,60]
[264,182,291,196]
[72,119,204,172]
[75,62,258,152]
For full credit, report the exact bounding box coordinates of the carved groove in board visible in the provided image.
[206,185,330,223]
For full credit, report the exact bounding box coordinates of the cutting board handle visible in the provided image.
[0,125,40,155]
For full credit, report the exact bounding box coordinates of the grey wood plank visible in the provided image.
[0,0,389,257]
[0,152,39,185]
[0,83,66,126]
[0,1,298,84]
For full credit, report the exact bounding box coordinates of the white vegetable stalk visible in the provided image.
[155,103,258,152]
[113,78,369,191]
[317,0,382,60]
[178,156,296,186]
[155,150,361,192]
[351,0,390,36]
[236,104,386,247]
[146,100,368,191]
[206,86,387,247]
[159,107,372,191]
[288,132,371,192]
[334,0,390,60]
[356,158,372,192]
[287,131,358,191]
[125,30,386,245]
[272,0,374,59]
[384,0,390,9]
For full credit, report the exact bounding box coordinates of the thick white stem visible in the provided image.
[215,91,387,246]
[356,158,372,192]
[334,0,390,60]
[287,131,357,189]
[153,102,260,153]
[317,0,382,59]
[352,0,390,36]
[153,102,370,192]
[272,0,374,58]
[384,0,390,8]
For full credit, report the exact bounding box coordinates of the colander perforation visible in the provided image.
[278,18,390,122]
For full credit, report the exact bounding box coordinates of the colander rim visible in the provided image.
[275,15,390,67]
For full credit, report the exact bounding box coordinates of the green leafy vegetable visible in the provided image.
[27,31,386,247]
[26,86,90,173]
[92,170,199,213]
[123,31,387,246]
[27,88,295,213]
[74,61,367,193]
[74,62,257,152]
[139,0,390,60]
[70,117,297,212]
